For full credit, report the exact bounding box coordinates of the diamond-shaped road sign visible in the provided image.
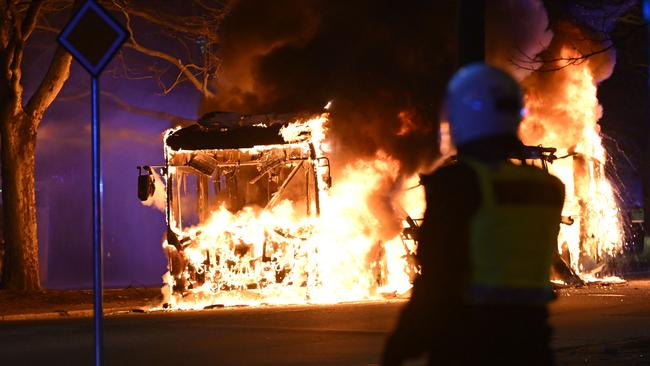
[58,2,128,365]
[58,0,128,76]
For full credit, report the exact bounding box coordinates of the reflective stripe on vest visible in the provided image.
[463,159,564,304]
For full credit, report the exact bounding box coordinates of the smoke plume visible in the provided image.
[486,0,554,81]
[204,0,458,176]
[517,0,636,147]
[206,1,633,240]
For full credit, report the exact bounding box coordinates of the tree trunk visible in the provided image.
[0,112,40,291]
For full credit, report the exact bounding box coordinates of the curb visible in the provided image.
[0,307,149,322]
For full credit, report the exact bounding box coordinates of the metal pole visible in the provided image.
[641,0,650,254]
[91,76,103,366]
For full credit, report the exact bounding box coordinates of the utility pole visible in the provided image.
[458,0,485,65]
[643,0,650,255]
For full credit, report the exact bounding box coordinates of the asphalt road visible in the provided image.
[1,280,650,366]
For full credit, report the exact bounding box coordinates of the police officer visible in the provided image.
[382,64,565,365]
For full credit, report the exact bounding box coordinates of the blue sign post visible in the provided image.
[58,1,128,365]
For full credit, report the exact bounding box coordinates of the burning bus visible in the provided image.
[139,112,331,307]
[138,111,421,308]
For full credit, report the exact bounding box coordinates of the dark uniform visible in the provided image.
[382,136,565,366]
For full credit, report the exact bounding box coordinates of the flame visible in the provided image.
[161,113,424,309]
[396,110,418,136]
[520,47,624,280]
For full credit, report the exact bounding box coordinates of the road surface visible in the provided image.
[1,280,649,365]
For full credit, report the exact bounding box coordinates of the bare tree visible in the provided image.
[511,0,644,72]
[0,0,229,291]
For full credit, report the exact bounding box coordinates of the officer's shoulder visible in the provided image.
[515,163,566,191]
[517,163,563,180]
[420,161,477,186]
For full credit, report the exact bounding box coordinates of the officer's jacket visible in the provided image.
[462,158,565,304]
[383,154,565,360]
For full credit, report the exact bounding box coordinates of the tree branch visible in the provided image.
[6,2,24,111]
[117,5,217,98]
[510,19,647,73]
[0,2,7,49]
[101,90,192,125]
[58,89,192,125]
[25,46,72,123]
[122,41,215,97]
[104,0,222,43]
[511,43,616,72]
[33,22,57,33]
[8,41,24,110]
[20,0,44,42]
[194,0,230,14]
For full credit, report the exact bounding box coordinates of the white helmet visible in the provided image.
[445,63,524,146]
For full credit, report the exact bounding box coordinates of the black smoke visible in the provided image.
[204,0,459,175]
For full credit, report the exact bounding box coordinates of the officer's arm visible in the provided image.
[381,165,480,365]
[381,239,436,365]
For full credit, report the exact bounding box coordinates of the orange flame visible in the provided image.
[161,113,424,309]
[520,47,624,279]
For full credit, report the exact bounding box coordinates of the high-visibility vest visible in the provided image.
[463,158,565,304]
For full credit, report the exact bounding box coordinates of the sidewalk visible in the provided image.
[0,287,162,321]
[2,271,648,322]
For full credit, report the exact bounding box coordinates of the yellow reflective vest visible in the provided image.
[463,158,565,304]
